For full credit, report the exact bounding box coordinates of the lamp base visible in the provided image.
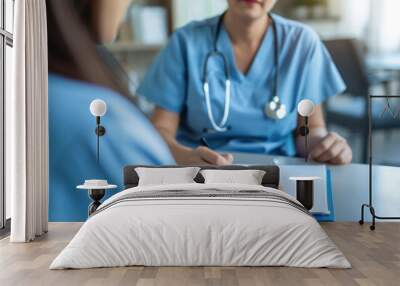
[88,189,105,216]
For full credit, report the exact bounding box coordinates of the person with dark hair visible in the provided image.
[47,0,174,222]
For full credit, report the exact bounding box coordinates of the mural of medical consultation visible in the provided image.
[1,1,400,285]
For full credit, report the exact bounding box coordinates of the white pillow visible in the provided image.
[200,169,266,185]
[135,167,200,186]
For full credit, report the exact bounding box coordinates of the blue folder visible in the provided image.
[313,168,335,222]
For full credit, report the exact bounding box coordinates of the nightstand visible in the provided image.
[289,177,321,211]
[77,180,117,216]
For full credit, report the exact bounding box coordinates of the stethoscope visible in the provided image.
[202,13,286,133]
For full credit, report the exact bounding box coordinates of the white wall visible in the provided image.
[336,0,370,39]
[295,0,400,53]
[367,0,400,53]
[172,0,227,29]
[301,0,370,40]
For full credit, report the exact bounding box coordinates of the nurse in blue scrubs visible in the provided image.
[138,0,353,165]
[47,0,174,221]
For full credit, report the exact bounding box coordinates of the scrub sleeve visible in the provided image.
[137,32,187,114]
[299,30,346,104]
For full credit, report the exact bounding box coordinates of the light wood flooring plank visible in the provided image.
[0,222,399,286]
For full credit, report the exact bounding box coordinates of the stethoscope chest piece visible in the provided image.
[264,96,287,120]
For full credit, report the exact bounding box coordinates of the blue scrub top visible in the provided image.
[49,73,175,221]
[138,14,346,156]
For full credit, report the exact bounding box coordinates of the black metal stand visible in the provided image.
[304,117,309,163]
[299,117,310,163]
[359,95,400,230]
[86,117,107,216]
[95,116,106,164]
[88,189,105,216]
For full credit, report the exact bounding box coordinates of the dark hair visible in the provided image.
[46,0,131,97]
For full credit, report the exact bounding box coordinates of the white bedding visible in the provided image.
[50,183,350,269]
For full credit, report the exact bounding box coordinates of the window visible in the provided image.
[0,0,14,233]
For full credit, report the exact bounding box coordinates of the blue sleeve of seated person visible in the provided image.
[297,28,346,104]
[49,74,175,222]
[137,31,187,113]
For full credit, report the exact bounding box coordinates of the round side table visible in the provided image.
[77,182,117,216]
[289,177,321,211]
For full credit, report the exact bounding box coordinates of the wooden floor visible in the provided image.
[0,222,399,286]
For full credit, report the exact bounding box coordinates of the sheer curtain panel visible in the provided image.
[7,0,48,242]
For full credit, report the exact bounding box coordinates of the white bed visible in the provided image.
[50,182,350,269]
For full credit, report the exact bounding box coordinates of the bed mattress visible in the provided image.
[50,183,350,269]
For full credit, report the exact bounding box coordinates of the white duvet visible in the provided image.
[50,183,350,269]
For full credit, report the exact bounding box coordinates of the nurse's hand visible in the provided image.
[151,107,234,166]
[309,132,352,165]
[181,146,234,166]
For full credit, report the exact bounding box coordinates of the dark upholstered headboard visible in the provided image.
[123,165,280,189]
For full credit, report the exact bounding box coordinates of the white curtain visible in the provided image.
[7,0,48,242]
